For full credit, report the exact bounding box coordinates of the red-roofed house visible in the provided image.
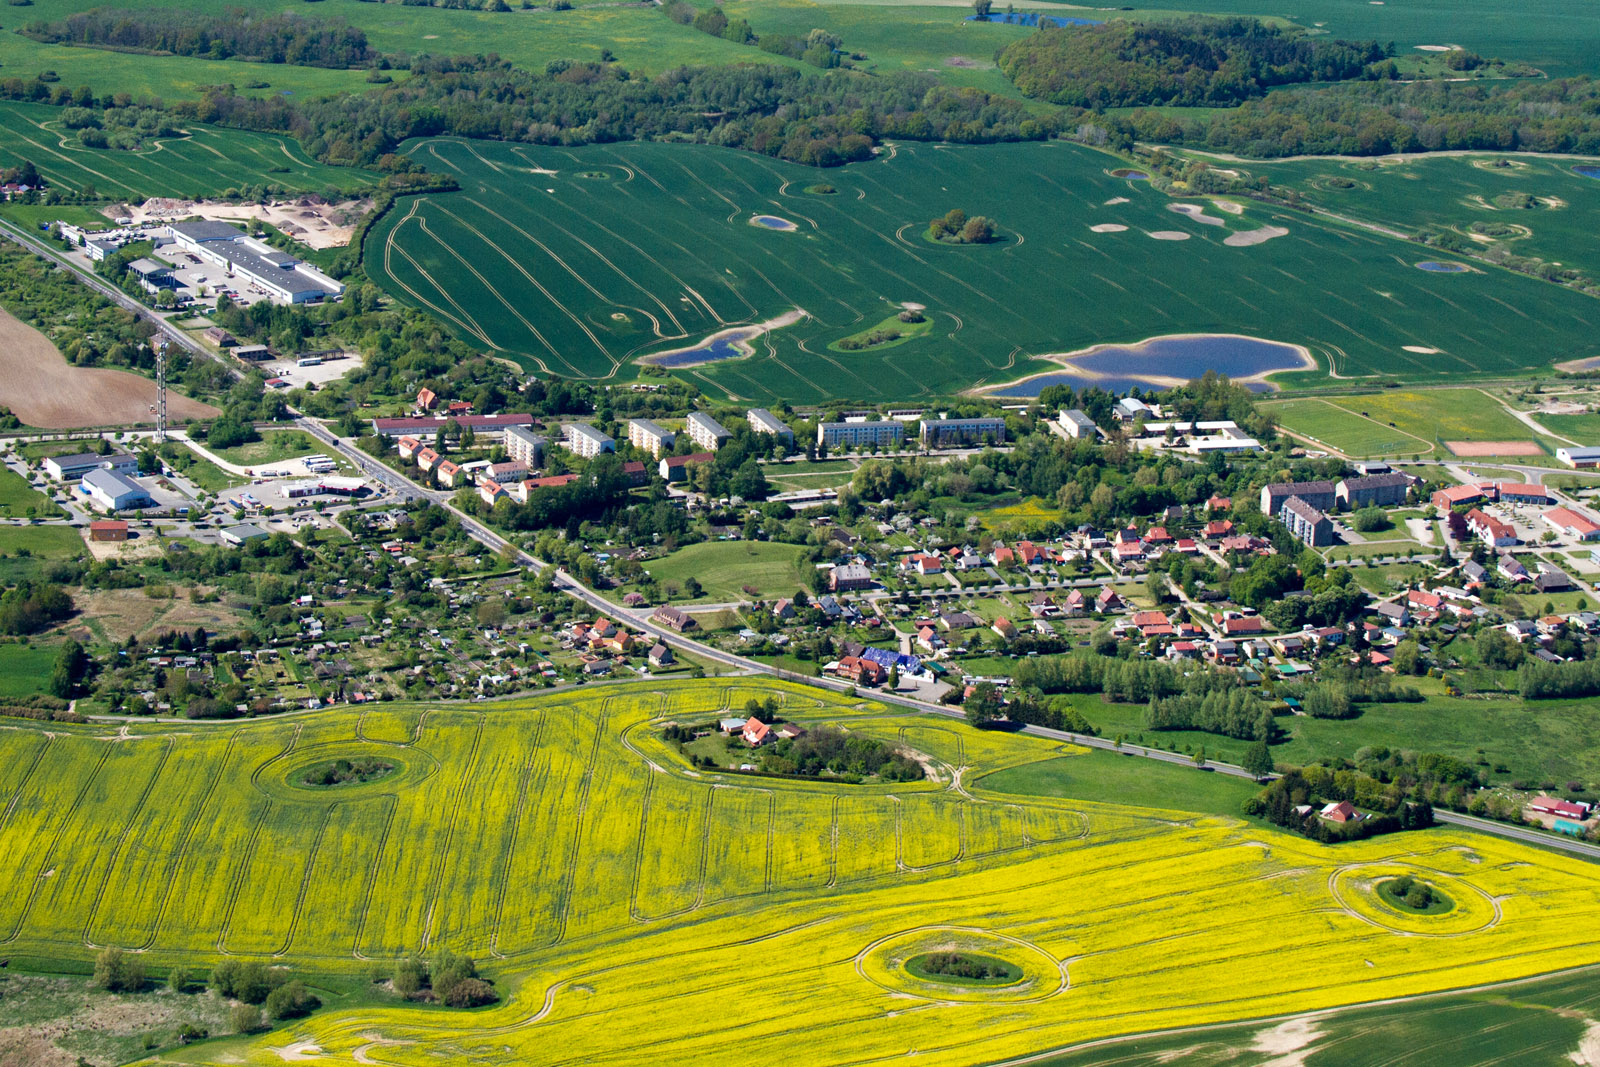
[992,617,1018,640]
[741,717,772,746]
[415,447,441,473]
[912,554,944,576]
[1222,615,1265,636]
[1431,484,1487,510]
[1497,483,1551,504]
[1319,801,1360,823]
[992,546,1015,566]
[1530,796,1591,819]
[1466,508,1517,547]
[835,656,887,686]
[1206,495,1231,512]
[1015,541,1047,566]
[1114,541,1145,563]
[1407,590,1444,612]
[435,460,463,487]
[1064,589,1086,616]
[416,387,438,411]
[1144,526,1173,544]
[397,435,422,460]
[1203,519,1234,539]
[1131,611,1170,628]
[479,480,507,506]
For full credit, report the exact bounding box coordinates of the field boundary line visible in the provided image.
[0,732,53,833]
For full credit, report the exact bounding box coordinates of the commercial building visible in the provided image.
[1261,480,1335,516]
[1058,409,1098,439]
[1336,472,1415,510]
[747,408,794,443]
[818,420,905,449]
[564,422,615,458]
[919,417,1006,448]
[1278,496,1333,547]
[829,563,873,592]
[166,220,343,305]
[503,425,547,469]
[80,468,153,512]
[1558,446,1600,469]
[1545,506,1600,542]
[371,413,534,440]
[686,411,732,451]
[627,418,675,457]
[45,451,138,481]
[220,523,272,546]
[281,477,366,500]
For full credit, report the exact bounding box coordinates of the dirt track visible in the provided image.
[0,308,218,429]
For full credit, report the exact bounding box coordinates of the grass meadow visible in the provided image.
[365,138,1600,403]
[1536,412,1600,445]
[640,540,811,601]
[1264,388,1551,457]
[0,679,1576,1066]
[0,101,379,199]
[0,643,57,699]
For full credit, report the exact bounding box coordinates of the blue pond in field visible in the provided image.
[1574,166,1600,180]
[1416,261,1470,273]
[990,334,1309,397]
[644,327,762,368]
[751,215,797,231]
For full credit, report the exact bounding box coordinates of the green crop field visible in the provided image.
[1209,154,1600,283]
[640,540,811,601]
[1027,965,1600,1067]
[0,679,1585,1067]
[0,643,57,700]
[980,748,1261,820]
[365,137,1600,404]
[1138,0,1600,78]
[0,101,379,200]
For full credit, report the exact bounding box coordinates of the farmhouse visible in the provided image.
[1466,509,1517,547]
[504,426,547,469]
[818,421,905,449]
[166,220,343,305]
[565,423,616,458]
[741,717,772,746]
[1319,801,1361,823]
[686,412,732,451]
[834,655,888,686]
[628,418,675,457]
[1530,796,1591,819]
[80,468,152,512]
[919,417,1006,448]
[45,451,137,481]
[747,408,794,443]
[652,605,695,632]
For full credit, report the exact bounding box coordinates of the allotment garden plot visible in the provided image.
[366,138,1600,404]
[2,680,1600,1067]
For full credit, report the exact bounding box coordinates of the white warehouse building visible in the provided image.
[166,220,343,305]
[80,468,153,512]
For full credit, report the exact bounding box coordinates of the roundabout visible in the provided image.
[856,925,1067,1003]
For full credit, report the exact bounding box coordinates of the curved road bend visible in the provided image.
[278,420,1600,864]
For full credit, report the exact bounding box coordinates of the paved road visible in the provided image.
[207,416,1600,864]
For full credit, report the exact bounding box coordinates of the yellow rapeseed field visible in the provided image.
[0,679,1595,1066]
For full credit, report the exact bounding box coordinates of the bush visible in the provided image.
[230,1003,264,1034]
[394,956,427,997]
[168,966,194,994]
[93,946,146,993]
[441,977,497,1008]
[430,951,479,1003]
[211,959,284,1004]
[265,980,320,1020]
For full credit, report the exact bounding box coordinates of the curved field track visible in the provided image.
[0,308,217,429]
[3,680,1598,1067]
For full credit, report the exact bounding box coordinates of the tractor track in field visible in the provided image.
[549,711,610,946]
[81,737,173,948]
[138,728,250,950]
[419,713,486,952]
[215,799,275,955]
[350,792,399,960]
[0,732,53,833]
[380,209,498,351]
[488,712,546,959]
[272,801,339,957]
[1,745,112,946]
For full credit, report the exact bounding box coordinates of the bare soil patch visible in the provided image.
[1167,202,1225,226]
[110,196,374,250]
[0,308,217,429]
[1089,223,1128,233]
[1445,440,1544,456]
[1224,225,1290,247]
[1146,230,1191,241]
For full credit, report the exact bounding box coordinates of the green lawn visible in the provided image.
[208,429,319,468]
[0,643,57,700]
[1260,397,1436,457]
[979,748,1261,820]
[0,525,86,560]
[1325,389,1542,448]
[0,202,111,231]
[366,138,1600,402]
[641,540,810,602]
[0,100,379,200]
[1024,965,1600,1067]
[0,468,62,519]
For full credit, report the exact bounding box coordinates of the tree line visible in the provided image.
[998,18,1392,110]
[21,8,378,69]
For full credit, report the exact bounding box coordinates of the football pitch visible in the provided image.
[365,138,1600,404]
[3,680,1600,1066]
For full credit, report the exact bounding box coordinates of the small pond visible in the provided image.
[990,334,1309,397]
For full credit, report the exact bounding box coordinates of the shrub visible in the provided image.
[94,946,146,993]
[394,956,427,997]
[230,1003,264,1034]
[212,959,284,1004]
[441,977,497,1008]
[265,980,320,1020]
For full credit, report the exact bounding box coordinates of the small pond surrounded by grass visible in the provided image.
[750,215,797,231]
[989,333,1311,397]
[1574,165,1600,180]
[1417,260,1471,273]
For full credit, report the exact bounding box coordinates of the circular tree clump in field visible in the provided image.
[806,183,838,195]
[299,756,396,788]
[577,171,612,180]
[926,208,1000,245]
[1377,874,1454,915]
[905,951,1023,986]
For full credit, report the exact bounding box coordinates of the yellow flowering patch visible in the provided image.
[0,680,1596,1067]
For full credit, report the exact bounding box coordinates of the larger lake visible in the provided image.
[989,334,1311,397]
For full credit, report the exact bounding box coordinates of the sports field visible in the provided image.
[0,680,1593,1066]
[0,101,378,200]
[365,138,1600,403]
[1263,388,1548,458]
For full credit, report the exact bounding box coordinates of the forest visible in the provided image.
[998,18,1392,109]
[20,8,378,69]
